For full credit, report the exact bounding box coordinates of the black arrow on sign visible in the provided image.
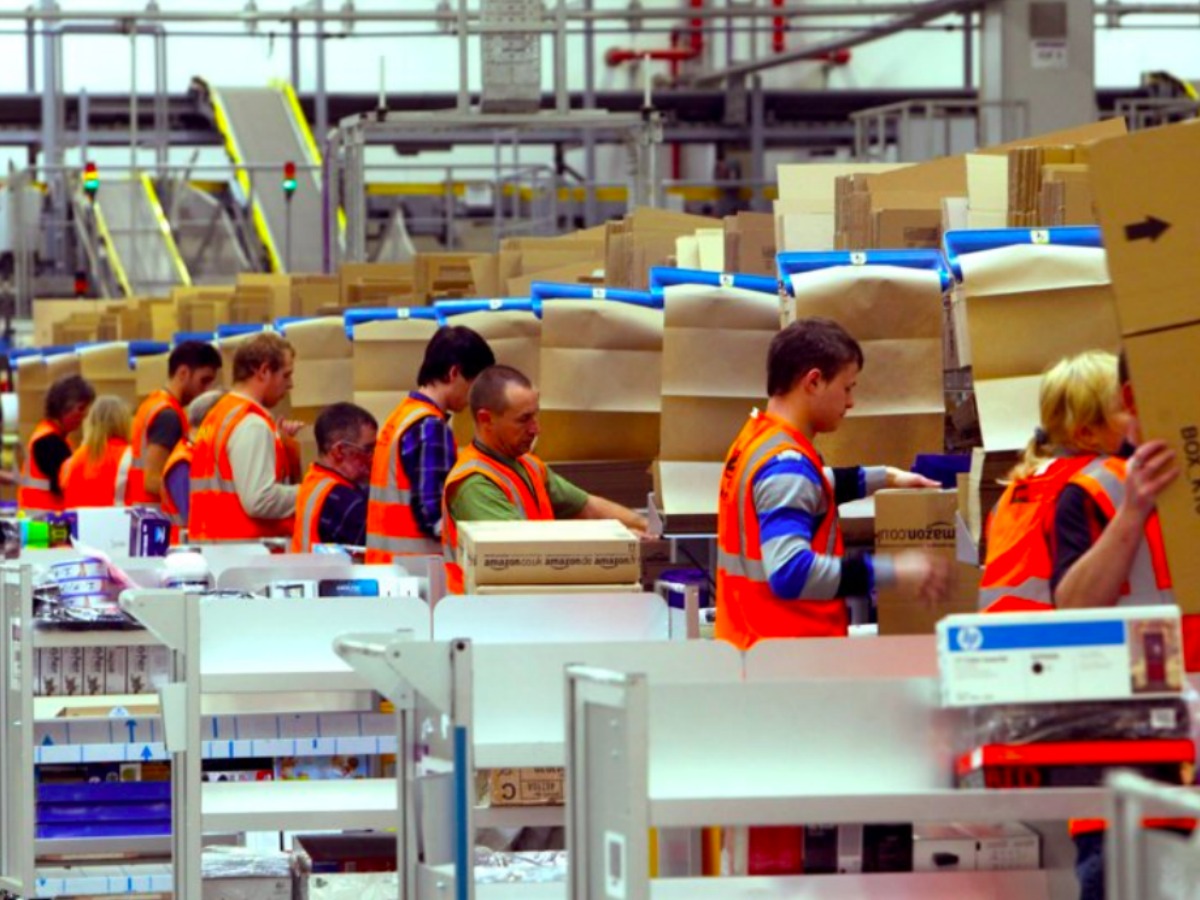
[1124,216,1171,243]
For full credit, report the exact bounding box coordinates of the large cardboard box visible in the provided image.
[874,489,980,635]
[78,343,138,408]
[458,519,640,591]
[284,317,353,409]
[1085,122,1200,612]
[487,767,564,806]
[133,352,170,401]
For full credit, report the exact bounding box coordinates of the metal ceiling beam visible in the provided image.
[695,0,993,86]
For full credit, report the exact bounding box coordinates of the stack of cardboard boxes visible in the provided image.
[1007,144,1096,227]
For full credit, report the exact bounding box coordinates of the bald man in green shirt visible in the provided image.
[441,365,647,593]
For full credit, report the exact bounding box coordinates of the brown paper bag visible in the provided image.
[350,316,441,423]
[283,317,354,409]
[536,300,662,461]
[957,244,1119,452]
[784,263,946,469]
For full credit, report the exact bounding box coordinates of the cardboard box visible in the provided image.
[937,605,1184,707]
[78,342,138,408]
[472,582,641,595]
[284,317,353,409]
[874,489,981,635]
[458,519,640,589]
[488,767,564,806]
[1085,121,1200,613]
[351,316,439,395]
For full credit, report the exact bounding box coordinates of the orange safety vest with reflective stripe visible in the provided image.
[364,395,447,563]
[188,393,294,541]
[1061,455,1193,837]
[61,439,133,508]
[715,410,847,649]
[159,438,193,544]
[291,464,356,553]
[979,455,1096,614]
[441,443,554,594]
[125,389,187,506]
[19,420,72,513]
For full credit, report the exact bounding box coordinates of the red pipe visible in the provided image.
[605,0,705,69]
[772,0,786,54]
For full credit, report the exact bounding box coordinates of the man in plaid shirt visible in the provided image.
[365,327,495,561]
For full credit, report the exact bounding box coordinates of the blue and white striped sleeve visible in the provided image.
[753,451,876,600]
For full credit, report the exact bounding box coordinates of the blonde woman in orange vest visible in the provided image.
[19,374,95,513]
[441,365,648,595]
[292,403,378,552]
[126,340,222,506]
[189,332,302,541]
[61,396,133,508]
[980,351,1130,613]
[715,318,947,651]
[365,326,495,562]
[1049,353,1193,899]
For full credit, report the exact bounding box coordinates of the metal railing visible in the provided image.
[851,98,1030,162]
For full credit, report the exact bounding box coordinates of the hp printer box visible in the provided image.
[937,606,1183,707]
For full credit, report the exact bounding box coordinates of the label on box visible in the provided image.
[488,767,564,806]
[939,609,1183,706]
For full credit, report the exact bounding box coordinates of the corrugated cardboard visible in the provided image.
[292,275,340,317]
[784,263,945,469]
[78,342,138,408]
[536,299,662,461]
[285,317,353,409]
[351,317,440,395]
[724,212,776,276]
[875,489,981,635]
[459,519,640,590]
[33,299,102,347]
[236,273,294,320]
[446,308,541,448]
[488,768,564,806]
[134,352,170,401]
[1088,120,1200,614]
[339,262,416,308]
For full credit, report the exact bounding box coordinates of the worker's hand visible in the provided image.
[890,549,952,606]
[277,419,307,438]
[884,467,941,490]
[1124,440,1180,520]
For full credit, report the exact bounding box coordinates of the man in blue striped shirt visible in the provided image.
[717,318,948,646]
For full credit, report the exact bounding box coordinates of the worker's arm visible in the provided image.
[576,493,648,533]
[143,411,183,497]
[1053,441,1179,609]
[225,416,299,519]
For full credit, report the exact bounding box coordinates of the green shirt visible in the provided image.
[448,441,588,523]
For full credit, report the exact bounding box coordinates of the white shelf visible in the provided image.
[30,862,173,897]
[647,788,1110,828]
[33,628,161,650]
[475,805,564,829]
[202,778,398,832]
[476,741,562,769]
[647,870,1051,899]
[36,835,172,859]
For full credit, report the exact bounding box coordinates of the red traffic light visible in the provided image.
[283,161,297,195]
[82,161,99,196]
[73,272,88,297]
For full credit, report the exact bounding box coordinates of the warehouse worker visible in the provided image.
[125,340,222,506]
[292,403,378,552]
[189,332,300,541]
[980,351,1128,613]
[19,374,95,513]
[160,389,225,543]
[365,326,495,562]
[715,318,947,650]
[61,396,133,508]
[1045,352,1194,900]
[441,364,648,594]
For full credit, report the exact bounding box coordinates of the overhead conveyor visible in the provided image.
[78,175,192,298]
[207,81,325,274]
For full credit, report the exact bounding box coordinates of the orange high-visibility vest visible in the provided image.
[159,438,193,544]
[364,395,447,563]
[61,439,133,508]
[715,410,847,650]
[188,393,294,541]
[125,389,187,505]
[291,464,356,553]
[1058,455,1192,837]
[979,455,1096,613]
[19,420,72,513]
[441,443,554,594]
